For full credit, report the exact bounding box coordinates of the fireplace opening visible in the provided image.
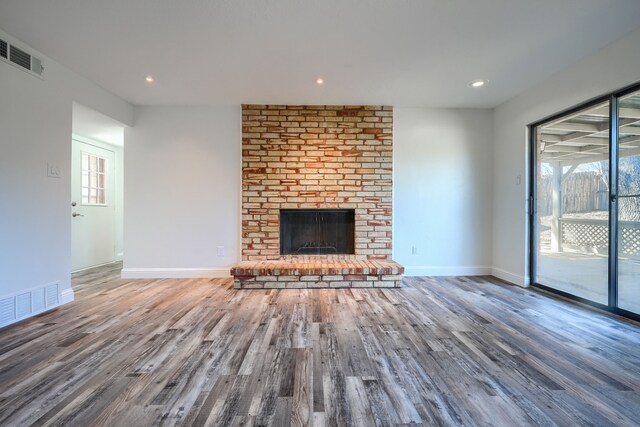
[280,209,355,255]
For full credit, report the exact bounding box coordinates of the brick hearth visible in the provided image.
[232,259,404,289]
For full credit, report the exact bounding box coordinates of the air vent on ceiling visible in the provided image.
[0,37,44,77]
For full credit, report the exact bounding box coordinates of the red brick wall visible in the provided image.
[242,105,393,260]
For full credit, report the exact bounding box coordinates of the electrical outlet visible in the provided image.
[47,163,61,179]
[516,174,522,185]
[216,246,224,257]
[411,246,417,255]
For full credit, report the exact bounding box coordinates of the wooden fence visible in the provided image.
[538,171,608,216]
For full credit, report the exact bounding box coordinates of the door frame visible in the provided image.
[528,80,640,322]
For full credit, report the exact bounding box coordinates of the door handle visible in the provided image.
[72,212,84,217]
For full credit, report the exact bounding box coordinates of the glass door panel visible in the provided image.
[534,101,610,304]
[617,91,640,314]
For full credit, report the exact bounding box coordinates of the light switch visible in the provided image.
[47,163,61,179]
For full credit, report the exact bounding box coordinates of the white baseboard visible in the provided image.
[121,268,231,279]
[403,265,492,277]
[61,288,75,304]
[72,260,120,274]
[491,267,529,287]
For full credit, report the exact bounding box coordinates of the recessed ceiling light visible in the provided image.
[469,79,487,88]
[316,77,324,85]
[145,75,154,83]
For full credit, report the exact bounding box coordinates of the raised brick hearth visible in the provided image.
[232,259,404,289]
[232,104,403,288]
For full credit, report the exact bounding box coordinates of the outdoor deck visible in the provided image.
[538,249,640,313]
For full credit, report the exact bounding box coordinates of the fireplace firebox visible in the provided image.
[280,209,355,255]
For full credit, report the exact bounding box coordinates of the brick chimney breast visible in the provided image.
[241,105,393,261]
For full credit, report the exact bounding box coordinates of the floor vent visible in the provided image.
[0,37,44,77]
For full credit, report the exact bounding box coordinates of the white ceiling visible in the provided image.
[2,0,640,108]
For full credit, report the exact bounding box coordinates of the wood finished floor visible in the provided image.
[1,265,640,426]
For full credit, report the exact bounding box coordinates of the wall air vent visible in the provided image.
[16,293,32,318]
[0,282,63,328]
[0,297,15,327]
[0,39,7,59]
[10,44,31,70]
[46,283,59,308]
[32,288,46,312]
[0,37,44,77]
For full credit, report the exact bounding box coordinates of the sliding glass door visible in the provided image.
[617,90,640,315]
[534,101,610,304]
[531,83,640,319]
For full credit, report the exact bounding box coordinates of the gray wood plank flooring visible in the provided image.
[0,264,639,426]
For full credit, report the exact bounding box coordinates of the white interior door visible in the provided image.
[71,140,116,271]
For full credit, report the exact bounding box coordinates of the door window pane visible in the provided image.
[81,152,107,205]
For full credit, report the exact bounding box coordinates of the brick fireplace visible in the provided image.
[231,105,403,288]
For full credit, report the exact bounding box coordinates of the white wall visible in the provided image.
[122,106,241,278]
[394,108,493,275]
[0,28,132,327]
[124,106,493,279]
[492,28,640,286]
